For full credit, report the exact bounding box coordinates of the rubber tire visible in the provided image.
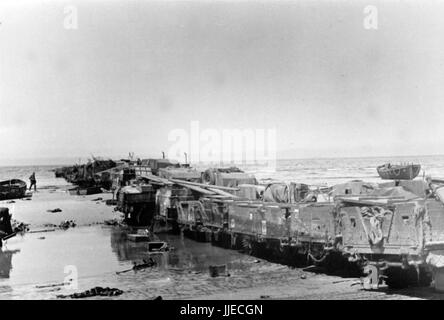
[202,169,216,185]
[417,267,433,287]
[385,267,418,289]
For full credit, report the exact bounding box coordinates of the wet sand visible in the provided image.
[0,186,117,228]
[1,187,444,300]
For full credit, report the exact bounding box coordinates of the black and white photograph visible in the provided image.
[1,0,444,305]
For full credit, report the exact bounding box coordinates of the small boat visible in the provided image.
[377,163,421,180]
[0,179,27,200]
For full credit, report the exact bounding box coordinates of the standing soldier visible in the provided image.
[29,172,37,191]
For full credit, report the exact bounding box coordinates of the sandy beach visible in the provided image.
[1,186,117,228]
[0,184,443,300]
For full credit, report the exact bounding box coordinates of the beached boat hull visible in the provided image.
[377,164,421,180]
[0,179,27,200]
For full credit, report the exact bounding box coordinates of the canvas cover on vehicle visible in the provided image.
[367,186,420,201]
[331,181,378,197]
[158,168,202,181]
[202,168,257,187]
[217,172,257,187]
[263,183,289,203]
[263,183,310,203]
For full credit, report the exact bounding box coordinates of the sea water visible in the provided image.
[0,155,443,299]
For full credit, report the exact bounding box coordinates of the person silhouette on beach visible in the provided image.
[29,172,37,191]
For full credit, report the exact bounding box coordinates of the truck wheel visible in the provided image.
[385,267,418,289]
[252,241,265,258]
[413,267,433,287]
[385,268,408,289]
[324,252,347,275]
[433,267,444,291]
[240,237,253,255]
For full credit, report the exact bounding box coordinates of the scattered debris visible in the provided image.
[332,279,358,284]
[148,241,169,252]
[36,280,71,289]
[105,199,117,206]
[29,228,56,233]
[43,223,57,228]
[46,208,62,213]
[69,186,103,196]
[2,232,16,241]
[45,287,62,292]
[59,220,76,229]
[11,220,30,233]
[116,258,157,275]
[103,218,122,226]
[127,229,156,242]
[302,265,317,271]
[209,264,228,277]
[351,281,362,287]
[57,286,123,299]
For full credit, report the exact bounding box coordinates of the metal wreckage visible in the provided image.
[57,157,444,290]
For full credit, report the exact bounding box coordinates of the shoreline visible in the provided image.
[0,187,443,299]
[2,154,444,168]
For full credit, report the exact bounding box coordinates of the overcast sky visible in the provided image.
[1,0,444,165]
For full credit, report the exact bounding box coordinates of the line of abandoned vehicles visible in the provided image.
[5,157,444,292]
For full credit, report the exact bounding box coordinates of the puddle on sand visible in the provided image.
[0,225,256,299]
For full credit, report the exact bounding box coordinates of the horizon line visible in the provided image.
[0,153,443,168]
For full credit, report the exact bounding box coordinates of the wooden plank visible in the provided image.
[139,174,173,185]
[208,188,238,198]
[206,195,232,198]
[357,196,407,200]
[173,182,216,195]
[94,164,126,175]
[338,197,390,206]
[169,179,239,191]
